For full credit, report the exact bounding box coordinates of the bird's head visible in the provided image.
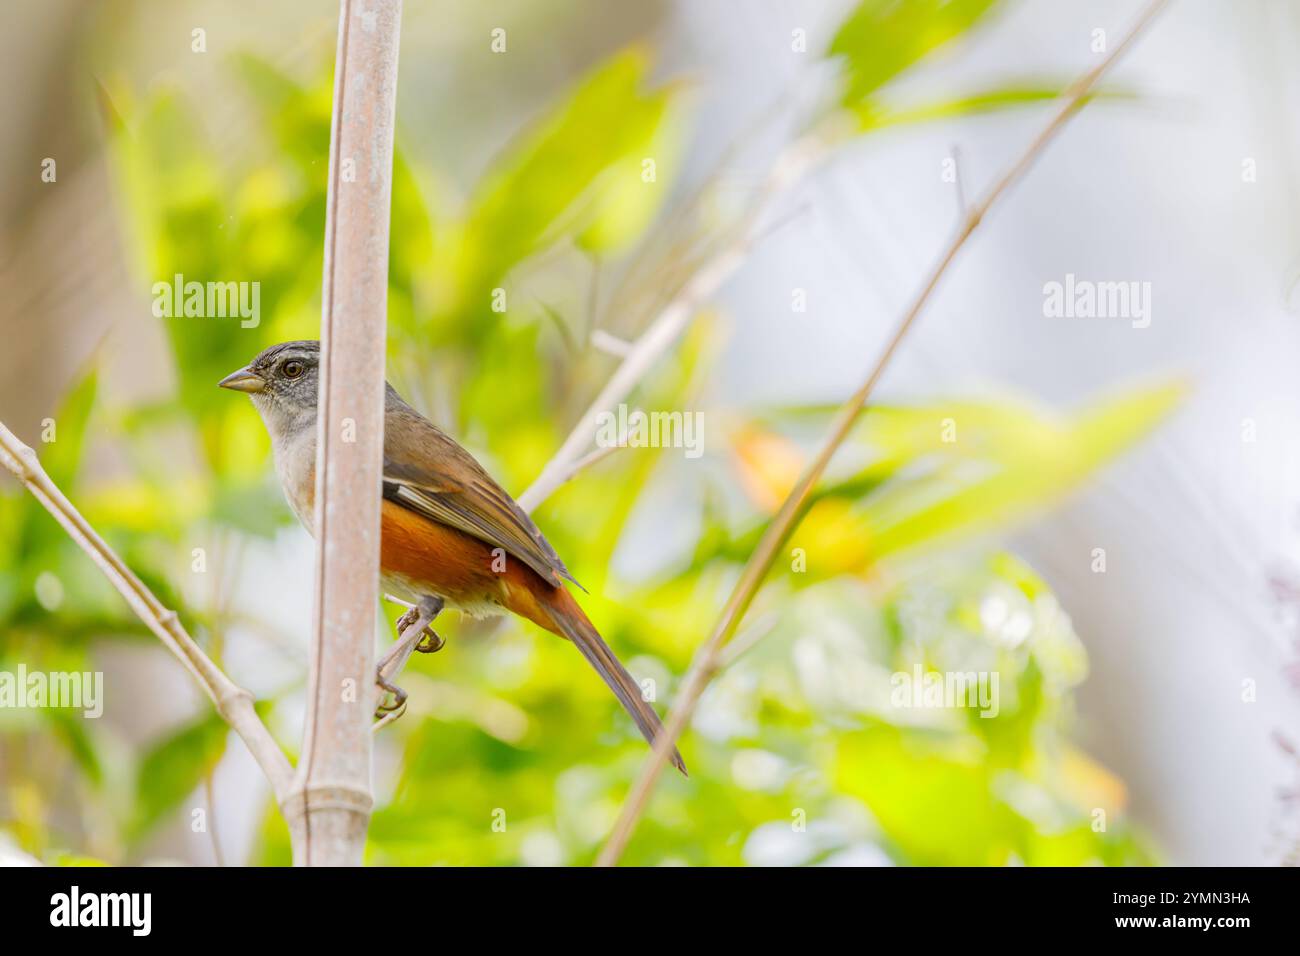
[218,340,321,438]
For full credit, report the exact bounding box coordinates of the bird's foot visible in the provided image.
[374,673,408,719]
[394,604,420,633]
[373,595,446,724]
[415,628,444,653]
[395,598,445,652]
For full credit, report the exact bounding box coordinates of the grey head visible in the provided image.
[217,340,322,441]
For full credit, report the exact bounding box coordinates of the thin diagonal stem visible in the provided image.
[0,421,294,800]
[517,130,830,513]
[596,0,1171,866]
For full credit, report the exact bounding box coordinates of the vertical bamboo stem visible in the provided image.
[286,0,403,867]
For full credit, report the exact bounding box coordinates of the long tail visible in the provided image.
[513,582,687,776]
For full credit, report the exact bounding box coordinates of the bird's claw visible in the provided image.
[396,601,444,653]
[415,628,444,653]
[374,673,408,719]
[395,605,420,634]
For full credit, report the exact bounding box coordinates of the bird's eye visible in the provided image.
[282,360,304,379]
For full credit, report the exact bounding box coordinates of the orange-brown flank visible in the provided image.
[379,498,564,635]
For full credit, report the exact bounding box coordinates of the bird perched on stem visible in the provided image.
[220,340,686,775]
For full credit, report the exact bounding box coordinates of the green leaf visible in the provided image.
[47,711,104,787]
[50,853,111,867]
[2,367,101,616]
[454,48,680,302]
[130,712,229,842]
[861,380,1187,559]
[860,84,1136,130]
[828,0,1002,109]
[41,367,99,490]
[835,726,1017,865]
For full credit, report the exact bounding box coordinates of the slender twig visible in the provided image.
[203,771,226,867]
[595,0,1171,866]
[0,421,294,800]
[517,131,831,513]
[527,440,628,507]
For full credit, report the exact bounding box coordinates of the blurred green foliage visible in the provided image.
[1,1,1164,866]
[829,0,1002,108]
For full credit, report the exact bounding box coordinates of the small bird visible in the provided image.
[220,340,685,774]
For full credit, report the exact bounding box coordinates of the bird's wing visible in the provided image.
[382,401,578,589]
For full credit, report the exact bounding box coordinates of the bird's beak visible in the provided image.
[218,366,266,394]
